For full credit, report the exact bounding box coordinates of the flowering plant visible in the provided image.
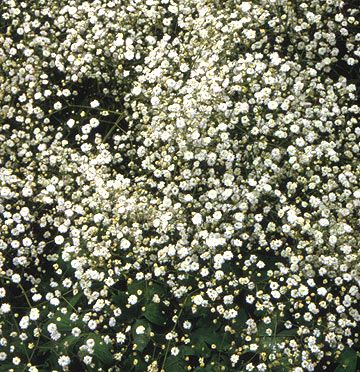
[0,0,359,371]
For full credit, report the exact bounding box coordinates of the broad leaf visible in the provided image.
[144,302,167,325]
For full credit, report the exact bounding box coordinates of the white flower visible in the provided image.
[171,347,179,356]
[12,357,21,366]
[66,119,75,128]
[317,287,327,296]
[11,274,21,284]
[319,218,329,227]
[180,63,189,72]
[54,235,64,245]
[83,355,93,365]
[223,251,233,260]
[116,332,126,344]
[128,295,138,305]
[22,237,32,246]
[136,325,145,335]
[271,290,281,299]
[54,102,62,110]
[230,354,239,366]
[20,207,30,217]
[193,294,204,306]
[32,294,42,302]
[67,6,77,16]
[132,86,142,95]
[120,238,131,250]
[267,100,278,110]
[124,50,134,60]
[58,355,71,367]
[240,2,251,12]
[0,303,11,314]
[298,285,309,297]
[224,295,234,305]
[90,100,100,108]
[151,96,160,106]
[19,316,29,329]
[22,187,33,197]
[93,213,104,223]
[191,213,203,225]
[29,308,40,321]
[71,327,81,337]
[88,320,97,330]
[50,298,60,306]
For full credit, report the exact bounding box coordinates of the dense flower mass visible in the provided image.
[0,0,359,371]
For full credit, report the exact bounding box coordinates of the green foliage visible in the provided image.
[163,355,186,372]
[334,348,358,372]
[144,302,167,326]
[90,334,114,366]
[132,319,152,352]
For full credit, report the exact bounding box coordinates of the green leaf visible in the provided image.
[217,331,233,352]
[181,344,197,356]
[41,334,81,355]
[68,292,83,307]
[145,282,167,298]
[193,367,216,372]
[192,327,220,347]
[56,314,73,332]
[89,334,114,366]
[0,364,24,372]
[193,340,211,357]
[112,291,127,307]
[128,280,146,294]
[163,355,186,372]
[43,293,83,332]
[335,348,358,372]
[132,320,151,352]
[233,308,247,331]
[112,290,142,322]
[276,329,297,338]
[196,316,220,331]
[144,302,167,325]
[62,335,81,353]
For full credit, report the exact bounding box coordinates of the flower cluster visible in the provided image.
[0,0,358,371]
